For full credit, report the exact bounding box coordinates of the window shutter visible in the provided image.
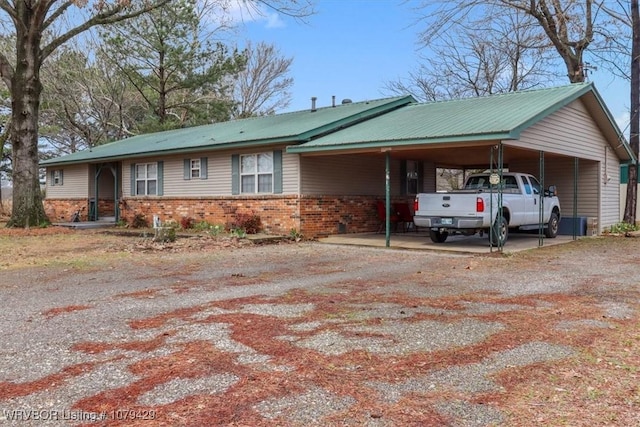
[273,150,283,194]
[59,170,63,186]
[157,161,164,196]
[49,170,54,186]
[231,154,239,195]
[184,159,191,180]
[130,164,136,196]
[399,160,407,196]
[200,157,208,179]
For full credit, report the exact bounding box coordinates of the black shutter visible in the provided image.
[273,150,282,194]
[231,155,240,195]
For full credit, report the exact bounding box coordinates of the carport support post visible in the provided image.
[538,151,544,247]
[573,157,579,240]
[385,151,391,247]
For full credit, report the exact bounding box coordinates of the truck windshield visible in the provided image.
[464,176,490,190]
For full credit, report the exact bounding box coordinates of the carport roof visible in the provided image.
[41,95,415,166]
[287,83,635,162]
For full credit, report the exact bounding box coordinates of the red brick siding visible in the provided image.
[98,200,116,216]
[45,196,414,237]
[119,196,300,234]
[44,199,90,222]
[299,196,414,237]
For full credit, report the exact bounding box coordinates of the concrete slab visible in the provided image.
[53,220,116,230]
[318,231,579,254]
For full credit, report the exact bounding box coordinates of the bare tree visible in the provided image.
[625,0,639,225]
[0,0,314,228]
[40,47,143,155]
[0,0,172,227]
[388,7,558,101]
[231,41,293,118]
[412,0,637,223]
[413,1,611,85]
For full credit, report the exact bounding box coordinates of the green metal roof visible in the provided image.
[42,95,414,166]
[288,83,635,162]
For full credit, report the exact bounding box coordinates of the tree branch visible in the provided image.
[0,0,18,22]
[41,0,171,60]
[43,1,75,31]
[0,52,14,91]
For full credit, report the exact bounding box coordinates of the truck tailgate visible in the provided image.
[416,192,482,217]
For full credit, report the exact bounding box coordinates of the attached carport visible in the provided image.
[287,83,635,251]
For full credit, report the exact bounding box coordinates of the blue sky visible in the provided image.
[239,1,630,133]
[239,1,419,111]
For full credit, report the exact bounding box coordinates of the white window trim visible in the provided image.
[135,162,158,196]
[190,159,201,179]
[240,153,273,194]
[52,170,63,186]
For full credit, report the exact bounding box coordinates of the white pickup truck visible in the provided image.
[413,172,561,245]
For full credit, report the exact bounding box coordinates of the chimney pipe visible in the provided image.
[332,95,336,108]
[311,96,317,112]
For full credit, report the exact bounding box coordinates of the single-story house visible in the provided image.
[41,82,635,237]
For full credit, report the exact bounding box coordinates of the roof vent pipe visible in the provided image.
[332,95,336,107]
[311,96,317,112]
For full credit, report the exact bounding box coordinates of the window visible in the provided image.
[529,176,542,195]
[240,153,273,193]
[190,159,201,179]
[522,177,532,195]
[135,163,157,195]
[406,160,419,194]
[51,169,63,186]
[183,157,208,180]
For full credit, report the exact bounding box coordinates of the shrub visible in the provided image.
[230,228,247,238]
[132,213,148,228]
[180,216,195,229]
[229,212,262,234]
[290,228,303,242]
[209,224,224,236]
[193,220,212,232]
[608,222,640,234]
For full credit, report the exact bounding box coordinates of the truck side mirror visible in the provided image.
[545,185,557,197]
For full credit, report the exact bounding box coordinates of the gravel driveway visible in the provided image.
[0,234,638,426]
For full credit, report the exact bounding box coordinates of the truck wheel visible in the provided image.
[429,229,448,243]
[491,215,508,246]
[545,212,559,238]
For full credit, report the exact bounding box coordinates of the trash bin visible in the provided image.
[558,216,587,236]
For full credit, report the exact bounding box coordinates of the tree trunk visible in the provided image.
[7,4,48,228]
[624,0,639,225]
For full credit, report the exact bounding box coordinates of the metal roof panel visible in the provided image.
[289,84,595,152]
[42,95,414,165]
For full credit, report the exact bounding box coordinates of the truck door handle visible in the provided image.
[534,199,537,205]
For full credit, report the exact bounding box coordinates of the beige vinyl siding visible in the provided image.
[506,98,625,232]
[162,155,216,196]
[123,145,298,197]
[282,151,300,194]
[423,161,437,193]
[46,164,88,198]
[300,154,401,195]
[509,157,605,230]
[601,145,622,228]
[514,99,607,160]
